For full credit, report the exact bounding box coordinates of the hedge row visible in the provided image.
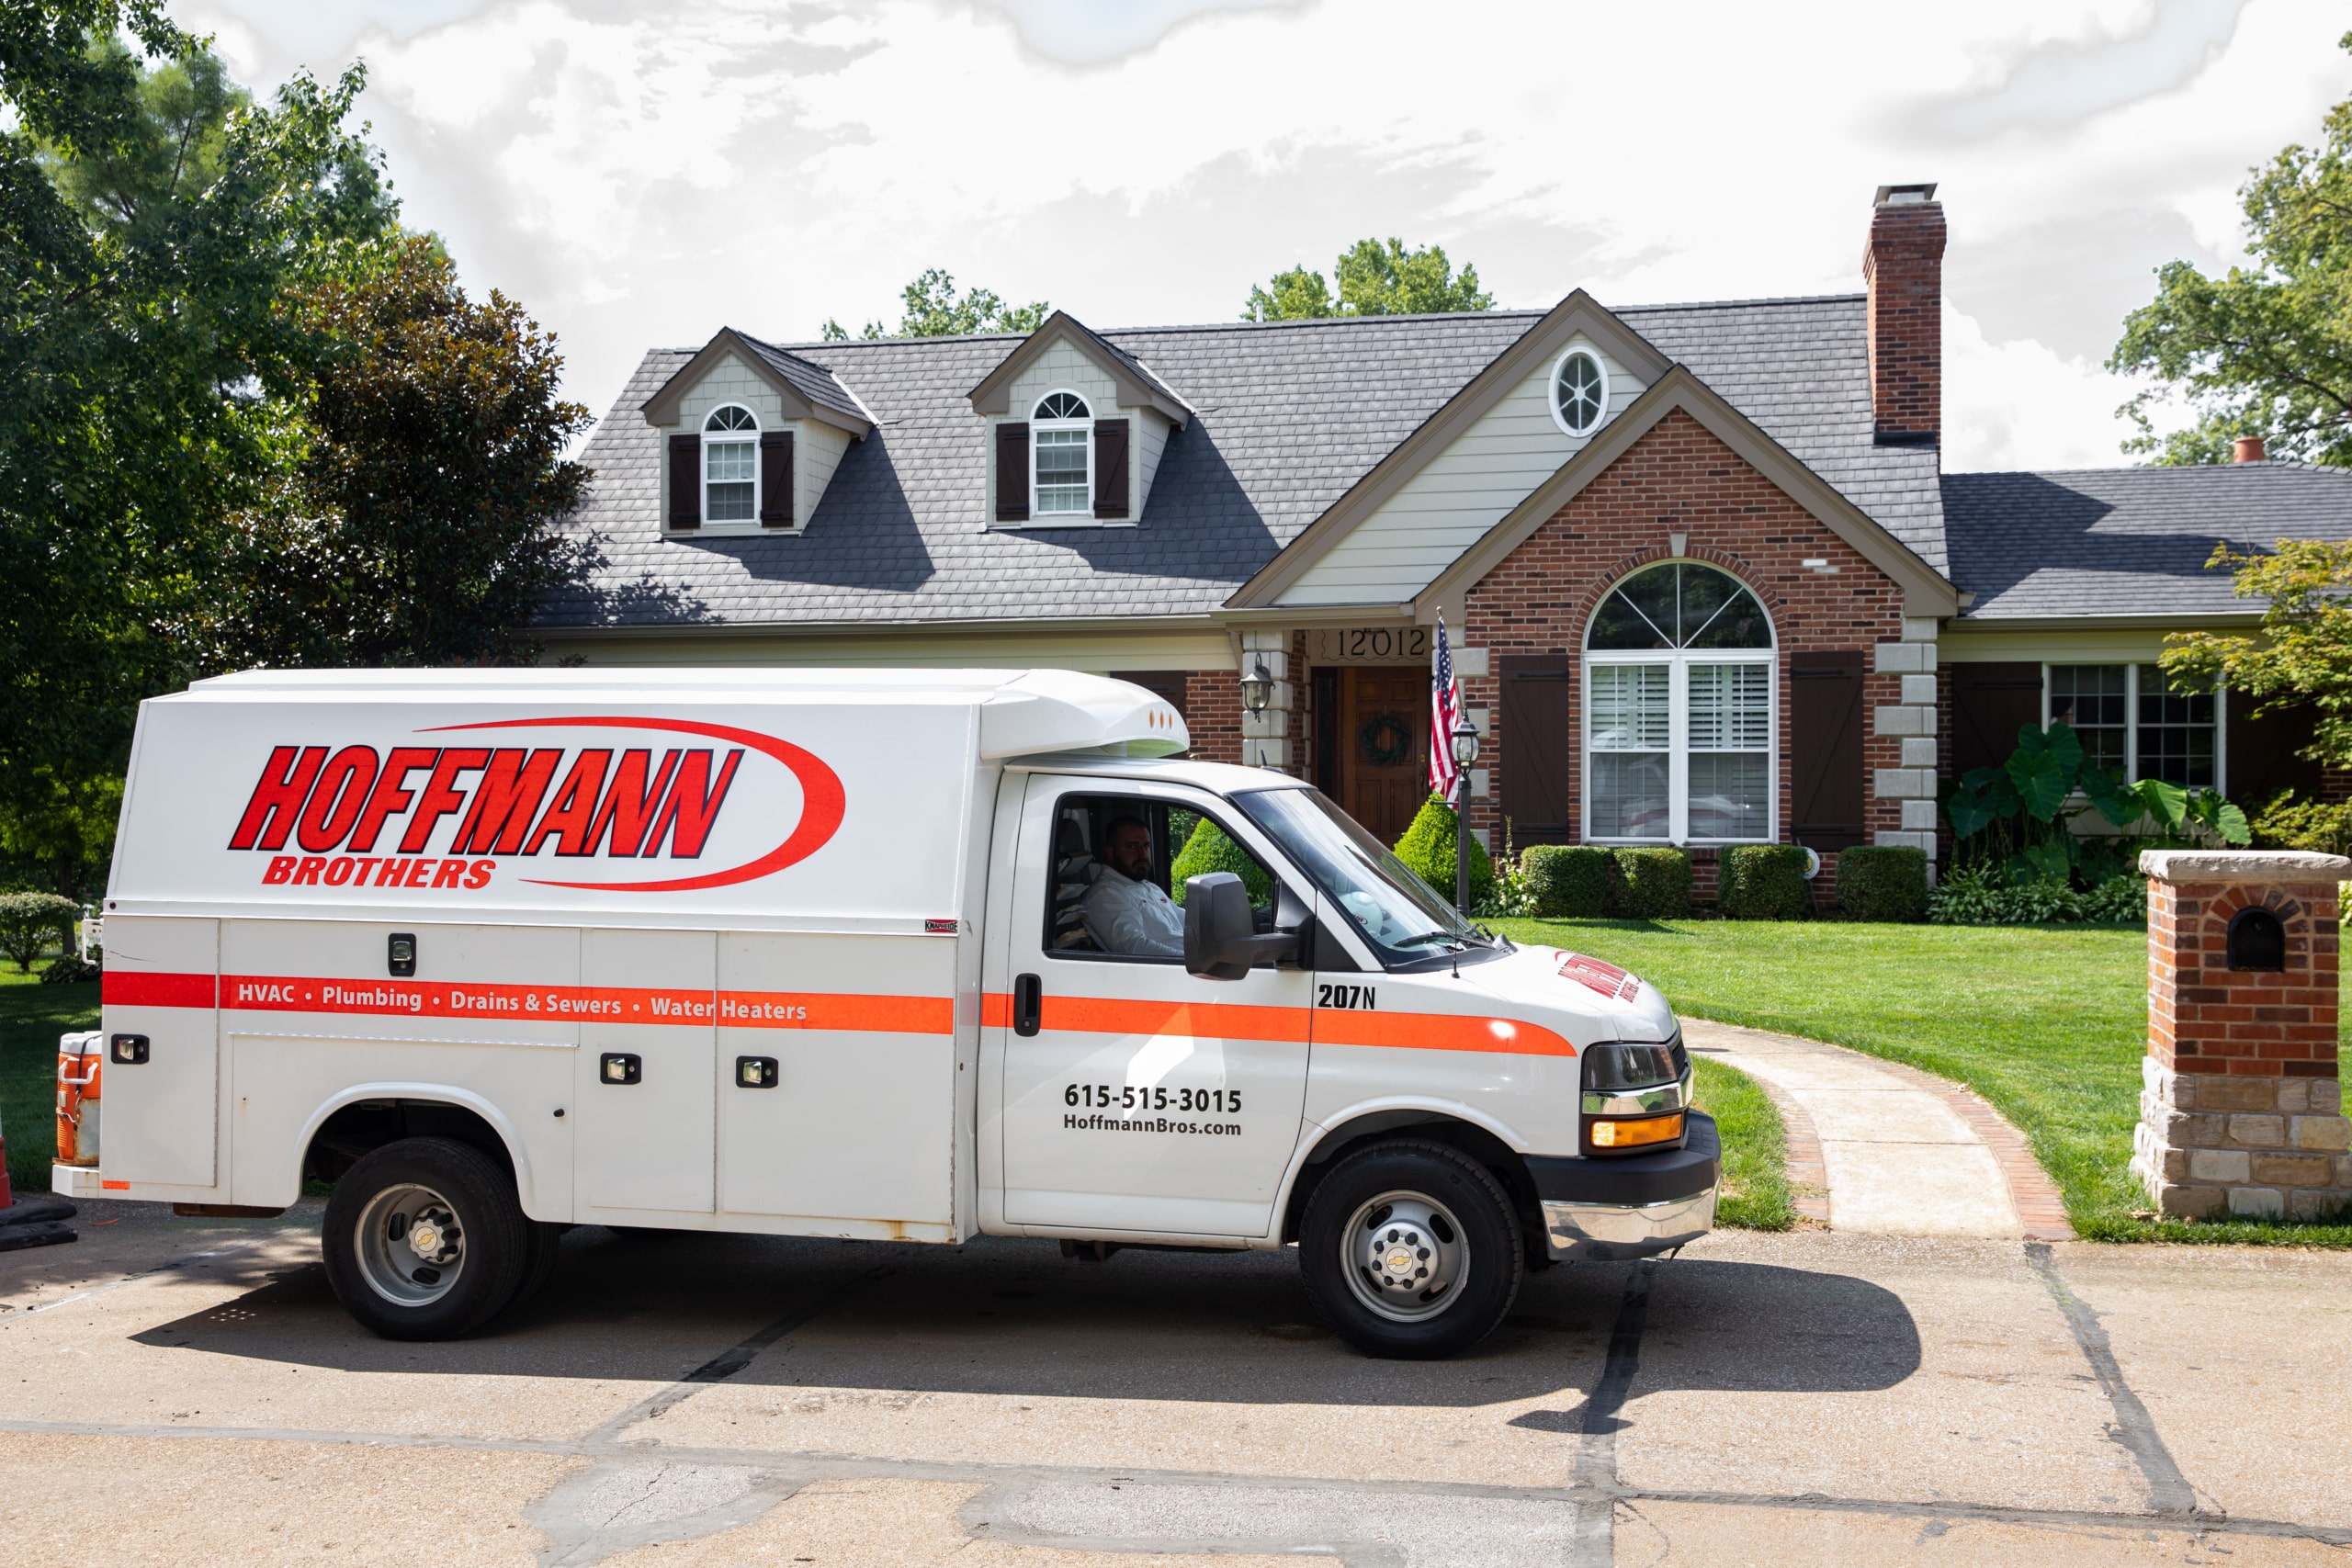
[1513,842,1930,921]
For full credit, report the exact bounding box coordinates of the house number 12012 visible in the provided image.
[1308,627,1431,664]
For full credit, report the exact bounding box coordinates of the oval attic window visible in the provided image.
[1553,349,1608,436]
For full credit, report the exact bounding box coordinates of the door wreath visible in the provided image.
[1358,713,1413,768]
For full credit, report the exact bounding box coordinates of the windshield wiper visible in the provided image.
[1394,931,1468,950]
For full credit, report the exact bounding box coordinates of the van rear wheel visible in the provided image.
[1298,1140,1523,1359]
[322,1136,528,1341]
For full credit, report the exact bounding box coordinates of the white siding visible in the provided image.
[796,419,850,531]
[1136,409,1170,516]
[1277,336,1645,604]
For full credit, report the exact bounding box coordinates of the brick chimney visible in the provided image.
[1864,183,1945,447]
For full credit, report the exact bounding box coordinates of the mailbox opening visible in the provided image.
[2227,907,2287,972]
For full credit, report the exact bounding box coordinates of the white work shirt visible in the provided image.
[1082,867,1187,957]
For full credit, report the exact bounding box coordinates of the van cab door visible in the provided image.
[997,776,1312,1239]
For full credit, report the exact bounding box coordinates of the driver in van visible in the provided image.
[1081,815,1187,958]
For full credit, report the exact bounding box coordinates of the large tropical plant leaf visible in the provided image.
[2132,778,2189,832]
[2076,763,2140,828]
[2007,748,2071,821]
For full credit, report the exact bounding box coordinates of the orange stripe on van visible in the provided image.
[1043,995,1314,1044]
[189,973,954,1035]
[1313,1010,1577,1058]
[981,991,1574,1058]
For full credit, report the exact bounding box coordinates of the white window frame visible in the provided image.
[700,403,761,531]
[2041,662,2228,794]
[1581,564,1778,847]
[1029,389,1094,525]
[1548,346,1611,439]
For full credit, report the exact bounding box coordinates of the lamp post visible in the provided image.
[1239,657,1274,767]
[1451,714,1480,915]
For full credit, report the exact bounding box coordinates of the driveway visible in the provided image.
[2,1201,2346,1565]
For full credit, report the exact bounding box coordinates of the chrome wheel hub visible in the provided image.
[354,1182,468,1307]
[1341,1190,1468,1323]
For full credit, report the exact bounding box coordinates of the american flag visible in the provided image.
[1428,613,1463,806]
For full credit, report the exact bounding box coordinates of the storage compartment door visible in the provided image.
[97,915,220,1192]
[575,929,717,1217]
[718,932,956,1234]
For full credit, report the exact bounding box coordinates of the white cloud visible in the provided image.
[173,0,2352,473]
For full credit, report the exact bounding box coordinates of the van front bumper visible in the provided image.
[1527,1110,1719,1262]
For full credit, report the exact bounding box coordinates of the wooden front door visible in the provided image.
[1339,666,1430,845]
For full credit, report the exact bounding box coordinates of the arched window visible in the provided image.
[1032,391,1091,516]
[1584,561,1774,843]
[1551,348,1609,436]
[703,404,759,523]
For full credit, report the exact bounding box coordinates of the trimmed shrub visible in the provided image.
[1836,845,1928,922]
[1394,795,1494,911]
[1522,844,1615,918]
[1720,844,1811,919]
[1609,848,1690,919]
[1170,817,1271,907]
[0,891,78,973]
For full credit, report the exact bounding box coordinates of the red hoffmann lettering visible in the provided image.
[230,713,842,894]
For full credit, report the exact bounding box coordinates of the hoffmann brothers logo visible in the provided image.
[226,716,844,895]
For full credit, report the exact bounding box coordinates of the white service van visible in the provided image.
[59,668,1714,1358]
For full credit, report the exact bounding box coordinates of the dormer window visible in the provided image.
[703,404,759,522]
[1032,391,1092,516]
[1550,349,1608,437]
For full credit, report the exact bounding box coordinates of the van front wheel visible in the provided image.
[1298,1141,1523,1359]
[322,1136,529,1341]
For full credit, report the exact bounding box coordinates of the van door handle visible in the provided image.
[1013,974,1042,1037]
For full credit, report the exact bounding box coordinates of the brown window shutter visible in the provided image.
[758,430,794,527]
[1791,650,1867,851]
[2227,697,2324,805]
[995,422,1030,522]
[667,434,701,530]
[1092,418,1131,519]
[1498,656,1576,844]
[1951,661,2041,776]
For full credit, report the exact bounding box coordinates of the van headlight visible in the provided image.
[1581,1032,1690,1155]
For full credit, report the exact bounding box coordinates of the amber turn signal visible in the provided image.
[1589,1112,1683,1150]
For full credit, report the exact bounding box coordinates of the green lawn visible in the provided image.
[1690,1054,1794,1231]
[1497,917,2352,1245]
[1,961,97,1196]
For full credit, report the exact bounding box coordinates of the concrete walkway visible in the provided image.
[1684,1017,2074,1241]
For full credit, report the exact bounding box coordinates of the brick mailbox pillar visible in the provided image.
[2133,851,2352,1219]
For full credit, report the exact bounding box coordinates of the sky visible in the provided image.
[177,0,2352,474]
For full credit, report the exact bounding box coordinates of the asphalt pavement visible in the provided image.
[2,1201,2346,1565]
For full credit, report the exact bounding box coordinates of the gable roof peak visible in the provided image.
[966,310,1193,426]
[639,325,873,437]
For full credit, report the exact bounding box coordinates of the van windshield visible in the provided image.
[1233,787,1498,969]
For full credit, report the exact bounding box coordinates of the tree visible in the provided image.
[821,267,1049,340]
[185,236,594,669]
[2161,539,2352,769]
[1,6,395,892]
[2110,31,2352,465]
[1244,237,1493,321]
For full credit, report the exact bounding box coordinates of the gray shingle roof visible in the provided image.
[733,333,873,425]
[544,297,1946,630]
[1941,462,2352,619]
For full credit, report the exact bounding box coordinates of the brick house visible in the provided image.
[545,185,2352,893]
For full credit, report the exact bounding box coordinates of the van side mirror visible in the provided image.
[1183,872,1298,980]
